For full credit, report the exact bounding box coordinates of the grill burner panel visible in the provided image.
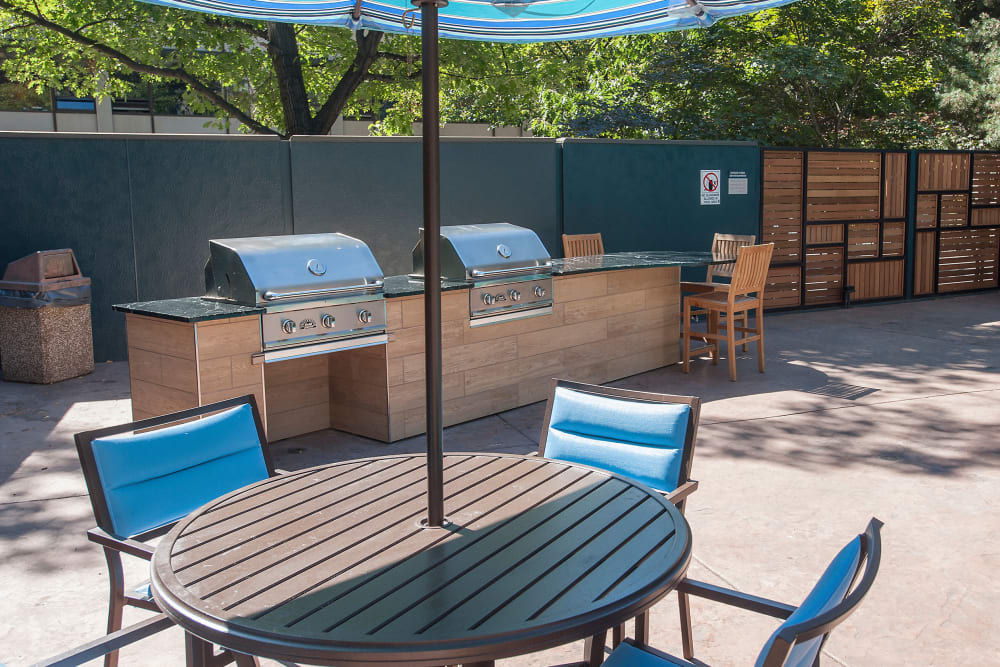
[469,276,553,326]
[204,233,387,359]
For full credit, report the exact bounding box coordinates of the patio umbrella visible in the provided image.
[136,0,800,527]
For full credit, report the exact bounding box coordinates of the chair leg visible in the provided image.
[709,311,719,365]
[583,629,608,667]
[740,312,748,353]
[757,306,766,374]
[682,299,691,373]
[233,653,260,667]
[184,633,213,667]
[612,623,624,649]
[679,590,694,659]
[634,610,651,646]
[102,547,126,667]
[726,308,737,381]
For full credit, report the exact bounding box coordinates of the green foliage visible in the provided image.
[938,16,1000,146]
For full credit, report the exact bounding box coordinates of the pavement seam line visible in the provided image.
[701,386,1000,426]
[0,492,88,506]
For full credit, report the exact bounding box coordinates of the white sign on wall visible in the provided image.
[728,170,749,195]
[700,169,721,205]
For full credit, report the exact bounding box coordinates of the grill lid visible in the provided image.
[411,223,551,281]
[205,233,383,305]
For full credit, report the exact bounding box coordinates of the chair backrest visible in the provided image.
[562,233,605,257]
[74,395,273,539]
[729,243,775,299]
[538,379,700,494]
[756,518,884,667]
[708,233,757,279]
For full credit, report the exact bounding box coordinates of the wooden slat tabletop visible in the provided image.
[151,453,691,666]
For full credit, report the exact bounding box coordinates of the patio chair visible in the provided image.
[600,518,883,667]
[680,233,756,352]
[563,232,605,257]
[682,243,774,382]
[538,379,701,663]
[73,395,274,667]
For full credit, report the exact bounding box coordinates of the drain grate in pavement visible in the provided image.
[803,382,879,400]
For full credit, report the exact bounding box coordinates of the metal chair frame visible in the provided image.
[538,379,702,663]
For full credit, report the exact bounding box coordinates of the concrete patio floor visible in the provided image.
[2,291,998,666]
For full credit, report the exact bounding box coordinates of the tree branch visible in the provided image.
[203,16,268,40]
[377,51,419,63]
[0,0,277,135]
[312,29,384,134]
[365,70,421,82]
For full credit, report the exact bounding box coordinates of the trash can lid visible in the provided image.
[0,249,90,292]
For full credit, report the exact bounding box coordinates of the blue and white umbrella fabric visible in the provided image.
[136,0,800,42]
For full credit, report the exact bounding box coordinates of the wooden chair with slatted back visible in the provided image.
[682,243,774,381]
[562,232,605,257]
[680,233,757,293]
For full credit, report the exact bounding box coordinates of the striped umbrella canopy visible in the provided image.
[137,0,799,42]
[135,0,800,528]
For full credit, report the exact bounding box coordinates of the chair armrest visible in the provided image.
[273,468,292,475]
[664,480,698,505]
[678,578,796,620]
[32,613,173,667]
[87,527,155,560]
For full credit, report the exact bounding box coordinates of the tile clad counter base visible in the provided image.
[117,254,698,442]
[334,266,681,442]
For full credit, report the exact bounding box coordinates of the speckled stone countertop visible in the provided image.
[113,252,721,320]
[552,250,719,275]
[112,297,263,323]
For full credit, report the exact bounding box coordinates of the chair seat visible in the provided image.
[603,640,691,667]
[686,291,759,308]
[131,582,153,601]
[679,280,728,294]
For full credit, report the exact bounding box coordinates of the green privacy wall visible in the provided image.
[0,133,760,361]
[561,139,761,276]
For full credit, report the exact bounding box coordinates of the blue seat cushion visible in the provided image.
[544,386,691,493]
[90,403,268,538]
[755,535,863,667]
[603,640,691,667]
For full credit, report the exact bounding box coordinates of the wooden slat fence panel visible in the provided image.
[973,208,1000,226]
[763,265,801,309]
[804,247,844,305]
[847,223,879,259]
[916,194,938,228]
[883,222,905,257]
[914,231,936,295]
[806,152,881,221]
[972,153,1000,206]
[762,151,803,263]
[937,228,1000,292]
[805,224,844,245]
[884,153,908,218]
[917,152,970,191]
[847,260,904,301]
[940,194,968,227]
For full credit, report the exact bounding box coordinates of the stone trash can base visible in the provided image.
[0,303,95,383]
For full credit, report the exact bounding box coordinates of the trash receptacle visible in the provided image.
[0,249,94,383]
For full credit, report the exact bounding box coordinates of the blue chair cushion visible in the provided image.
[603,640,690,667]
[544,386,691,493]
[90,403,268,538]
[755,535,863,667]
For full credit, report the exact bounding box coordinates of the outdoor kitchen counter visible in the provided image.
[115,251,716,443]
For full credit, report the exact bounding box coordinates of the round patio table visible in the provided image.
[151,452,692,666]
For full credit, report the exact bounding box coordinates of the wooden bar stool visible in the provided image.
[562,232,604,257]
[682,243,774,381]
[680,233,756,352]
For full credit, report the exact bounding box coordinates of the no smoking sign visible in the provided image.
[700,169,721,205]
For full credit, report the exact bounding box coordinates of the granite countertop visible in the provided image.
[113,252,723,318]
[552,250,721,275]
[112,297,264,323]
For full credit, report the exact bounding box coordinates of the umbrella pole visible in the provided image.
[419,0,446,527]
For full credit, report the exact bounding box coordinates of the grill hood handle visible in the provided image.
[263,280,384,301]
[470,262,553,279]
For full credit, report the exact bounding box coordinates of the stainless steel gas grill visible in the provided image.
[204,233,387,362]
[411,223,553,327]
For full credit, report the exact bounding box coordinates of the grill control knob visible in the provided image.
[281,319,297,335]
[508,289,521,302]
[482,293,497,306]
[320,314,336,329]
[533,285,547,298]
[357,309,374,324]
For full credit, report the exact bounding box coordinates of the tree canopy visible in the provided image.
[0,0,995,147]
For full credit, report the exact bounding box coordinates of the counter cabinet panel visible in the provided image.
[378,266,680,441]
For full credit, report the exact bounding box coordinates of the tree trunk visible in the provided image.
[267,21,312,136]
